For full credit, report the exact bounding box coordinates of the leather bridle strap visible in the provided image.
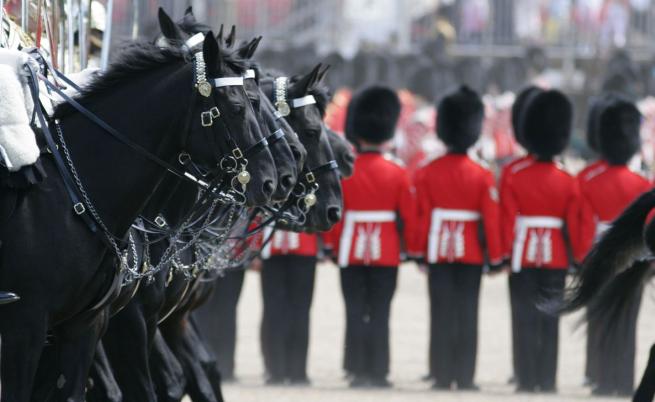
[38,73,215,193]
[24,66,98,232]
[266,128,285,146]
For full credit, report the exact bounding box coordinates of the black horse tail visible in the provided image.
[562,188,655,312]
[586,258,652,341]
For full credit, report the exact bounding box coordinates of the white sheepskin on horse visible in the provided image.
[0,49,39,171]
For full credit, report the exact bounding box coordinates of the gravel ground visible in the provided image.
[208,262,653,402]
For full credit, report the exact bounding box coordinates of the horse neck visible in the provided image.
[58,63,193,237]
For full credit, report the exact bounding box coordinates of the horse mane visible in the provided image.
[54,41,249,118]
[54,42,187,118]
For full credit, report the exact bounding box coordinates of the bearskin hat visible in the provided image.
[436,85,484,153]
[597,97,641,165]
[521,89,573,159]
[346,86,400,145]
[585,93,616,153]
[511,86,543,148]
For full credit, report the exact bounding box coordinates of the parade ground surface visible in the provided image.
[205,262,653,402]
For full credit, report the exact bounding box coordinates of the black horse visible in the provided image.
[0,32,276,401]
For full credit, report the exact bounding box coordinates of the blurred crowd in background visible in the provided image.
[8,0,655,177]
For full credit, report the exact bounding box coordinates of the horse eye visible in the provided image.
[304,128,321,137]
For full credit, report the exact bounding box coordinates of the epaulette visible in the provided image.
[510,158,534,175]
[581,164,608,182]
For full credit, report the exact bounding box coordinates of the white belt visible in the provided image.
[511,216,564,273]
[338,211,396,267]
[427,208,480,263]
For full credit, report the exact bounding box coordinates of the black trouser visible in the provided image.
[514,268,566,391]
[428,264,482,388]
[509,273,520,382]
[340,265,398,380]
[193,269,245,379]
[593,289,642,395]
[260,255,317,380]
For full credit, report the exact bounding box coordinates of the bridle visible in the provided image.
[268,77,340,223]
[22,47,268,281]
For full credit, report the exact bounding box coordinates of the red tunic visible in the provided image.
[499,155,534,258]
[329,152,417,267]
[415,153,502,265]
[577,162,650,260]
[260,229,318,258]
[501,160,582,271]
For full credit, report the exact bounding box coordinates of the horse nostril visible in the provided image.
[263,180,275,197]
[327,206,342,223]
[281,175,294,189]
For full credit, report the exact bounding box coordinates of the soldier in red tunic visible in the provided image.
[579,93,615,388]
[500,85,542,387]
[501,89,582,393]
[329,86,416,388]
[259,229,319,384]
[578,96,649,396]
[414,86,503,390]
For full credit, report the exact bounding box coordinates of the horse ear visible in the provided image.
[203,32,223,76]
[237,38,255,59]
[295,63,322,95]
[216,24,224,43]
[316,64,330,86]
[182,6,197,25]
[248,36,263,59]
[158,8,183,41]
[226,25,236,48]
[237,36,261,59]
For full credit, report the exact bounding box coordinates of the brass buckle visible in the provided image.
[305,172,316,183]
[232,148,244,159]
[209,106,220,119]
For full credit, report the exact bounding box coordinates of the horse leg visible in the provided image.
[160,314,218,402]
[633,344,655,402]
[151,329,186,402]
[102,300,157,402]
[86,342,122,402]
[188,315,224,402]
[37,311,108,402]
[0,308,48,402]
